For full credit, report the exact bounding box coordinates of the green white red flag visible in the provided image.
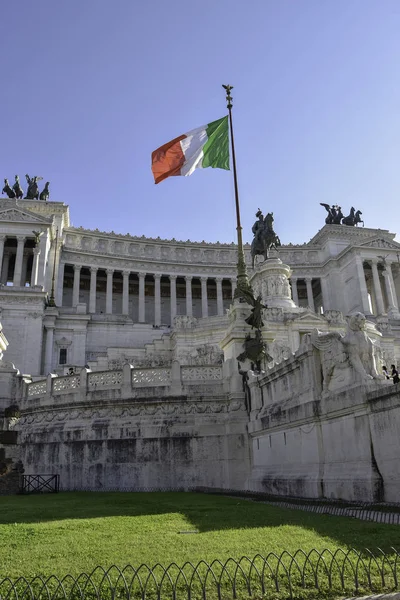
[151,116,230,184]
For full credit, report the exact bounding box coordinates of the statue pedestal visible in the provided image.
[250,258,296,309]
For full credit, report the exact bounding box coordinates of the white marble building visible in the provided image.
[1,195,400,376]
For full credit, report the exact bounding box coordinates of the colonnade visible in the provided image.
[0,235,41,287]
[58,263,235,325]
[359,258,399,315]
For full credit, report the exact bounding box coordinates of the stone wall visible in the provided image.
[17,365,249,491]
[248,346,400,502]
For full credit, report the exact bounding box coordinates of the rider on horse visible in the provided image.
[251,209,281,267]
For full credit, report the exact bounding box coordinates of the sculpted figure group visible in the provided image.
[310,312,383,393]
[320,203,363,227]
[2,175,50,201]
[250,208,281,266]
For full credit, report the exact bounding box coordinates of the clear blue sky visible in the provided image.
[2,1,400,245]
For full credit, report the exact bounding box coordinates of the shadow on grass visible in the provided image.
[0,491,398,552]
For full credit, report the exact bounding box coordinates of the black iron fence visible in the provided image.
[1,549,400,600]
[20,474,60,494]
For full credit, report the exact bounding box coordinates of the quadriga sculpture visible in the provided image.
[310,312,382,393]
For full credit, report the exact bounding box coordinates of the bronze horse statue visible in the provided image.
[39,182,50,201]
[12,175,24,199]
[2,179,15,198]
[251,211,281,267]
[342,207,363,226]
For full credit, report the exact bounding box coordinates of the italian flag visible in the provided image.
[151,116,230,184]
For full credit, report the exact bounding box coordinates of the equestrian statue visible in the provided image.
[250,209,281,267]
[2,179,15,198]
[12,175,24,199]
[342,207,363,226]
[25,175,43,200]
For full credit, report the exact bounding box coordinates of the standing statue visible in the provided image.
[342,207,363,227]
[237,329,272,372]
[39,182,50,201]
[12,175,24,199]
[25,175,42,200]
[2,179,16,199]
[320,203,343,225]
[250,209,281,267]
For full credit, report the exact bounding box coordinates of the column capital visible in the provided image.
[153,273,162,280]
[90,266,98,273]
[106,268,114,275]
[169,274,177,281]
[0,235,6,243]
[305,276,313,283]
[73,264,82,272]
[138,271,146,279]
[16,235,26,243]
[200,276,208,283]
[185,275,192,281]
[215,276,224,283]
[371,257,379,266]
[122,270,130,278]
[290,276,298,282]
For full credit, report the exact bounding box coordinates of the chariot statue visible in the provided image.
[25,175,42,200]
[320,203,343,225]
[250,209,281,267]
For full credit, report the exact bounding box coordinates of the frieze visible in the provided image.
[17,398,245,426]
[0,295,45,305]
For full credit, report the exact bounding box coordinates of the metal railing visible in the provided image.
[20,474,60,494]
[0,549,399,600]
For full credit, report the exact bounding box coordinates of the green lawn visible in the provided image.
[0,492,399,599]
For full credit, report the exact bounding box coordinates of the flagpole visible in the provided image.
[223,84,252,298]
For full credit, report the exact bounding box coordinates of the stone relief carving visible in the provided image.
[0,209,46,223]
[310,312,383,392]
[323,310,345,324]
[174,316,198,329]
[267,341,292,365]
[177,344,223,366]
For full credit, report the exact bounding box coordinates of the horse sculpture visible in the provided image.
[39,182,50,201]
[12,175,24,199]
[342,207,363,227]
[250,210,281,268]
[2,179,15,198]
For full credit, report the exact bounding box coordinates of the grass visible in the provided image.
[0,492,399,599]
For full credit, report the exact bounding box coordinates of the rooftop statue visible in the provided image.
[12,175,24,199]
[320,203,343,225]
[2,179,15,199]
[25,175,42,200]
[320,203,363,227]
[250,208,281,267]
[39,182,50,201]
[342,207,363,227]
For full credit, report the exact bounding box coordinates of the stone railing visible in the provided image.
[24,364,223,405]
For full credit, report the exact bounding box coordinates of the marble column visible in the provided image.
[89,267,98,313]
[72,265,81,307]
[21,252,29,287]
[291,277,299,305]
[106,269,114,314]
[0,236,5,283]
[371,259,385,315]
[185,276,192,317]
[386,262,399,311]
[138,272,146,322]
[56,261,65,305]
[122,271,130,316]
[44,325,55,375]
[13,236,26,286]
[230,278,236,299]
[1,253,10,284]
[355,255,371,314]
[31,247,41,287]
[170,275,177,324]
[216,277,224,316]
[305,277,315,312]
[320,277,330,311]
[201,277,208,318]
[154,274,161,326]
